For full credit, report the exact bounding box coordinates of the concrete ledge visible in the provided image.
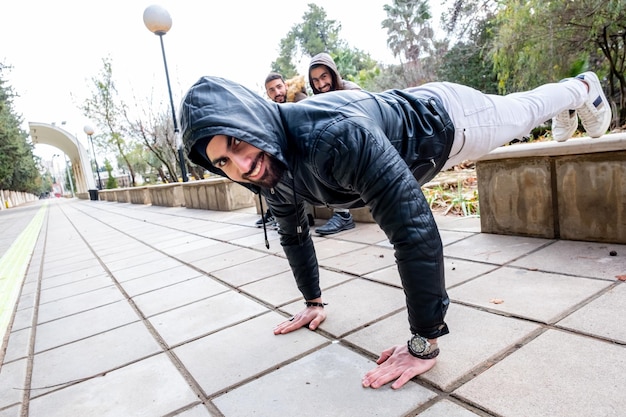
[116,189,131,203]
[83,179,257,211]
[477,133,626,243]
[183,178,255,211]
[128,187,150,205]
[0,190,38,209]
[98,190,115,201]
[148,183,185,207]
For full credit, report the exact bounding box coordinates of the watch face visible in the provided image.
[409,335,427,354]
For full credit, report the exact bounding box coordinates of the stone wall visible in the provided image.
[476,133,626,244]
[183,178,256,211]
[83,178,256,212]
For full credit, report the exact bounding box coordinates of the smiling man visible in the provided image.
[265,72,308,104]
[181,72,610,389]
[207,135,286,189]
[307,52,362,235]
[308,52,361,94]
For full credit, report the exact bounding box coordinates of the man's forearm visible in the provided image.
[281,234,322,300]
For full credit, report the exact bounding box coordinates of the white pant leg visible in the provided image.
[411,80,588,170]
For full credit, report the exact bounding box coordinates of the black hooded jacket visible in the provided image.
[181,76,454,338]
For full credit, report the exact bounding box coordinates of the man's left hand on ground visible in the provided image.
[361,344,437,390]
[273,306,327,335]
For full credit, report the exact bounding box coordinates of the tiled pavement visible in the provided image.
[0,198,624,417]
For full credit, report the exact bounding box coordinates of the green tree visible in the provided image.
[0,63,42,194]
[272,36,299,78]
[141,147,170,184]
[437,0,501,92]
[270,3,377,82]
[443,0,499,41]
[491,1,566,92]
[442,0,626,125]
[382,0,434,63]
[126,97,180,183]
[438,18,499,93]
[331,47,379,82]
[116,143,148,186]
[81,58,138,186]
[39,170,53,195]
[378,0,443,88]
[492,0,626,125]
[296,3,342,56]
[271,4,342,76]
[103,159,118,189]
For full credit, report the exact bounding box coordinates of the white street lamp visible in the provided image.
[143,4,188,182]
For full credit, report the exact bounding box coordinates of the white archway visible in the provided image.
[29,122,96,194]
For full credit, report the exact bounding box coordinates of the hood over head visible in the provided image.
[308,52,343,94]
[180,76,289,186]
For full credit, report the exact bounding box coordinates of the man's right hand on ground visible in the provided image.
[273,305,326,335]
[361,343,438,389]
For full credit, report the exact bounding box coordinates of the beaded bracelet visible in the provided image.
[305,301,328,308]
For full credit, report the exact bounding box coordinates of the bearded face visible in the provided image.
[206,135,286,188]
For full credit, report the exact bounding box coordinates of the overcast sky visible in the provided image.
[2,0,445,159]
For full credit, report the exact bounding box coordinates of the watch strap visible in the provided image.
[415,347,440,360]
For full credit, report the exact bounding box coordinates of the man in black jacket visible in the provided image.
[180,71,610,389]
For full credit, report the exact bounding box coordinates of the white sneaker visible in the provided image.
[552,108,578,142]
[575,71,611,138]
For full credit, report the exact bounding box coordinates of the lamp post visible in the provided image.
[143,4,188,182]
[84,125,102,190]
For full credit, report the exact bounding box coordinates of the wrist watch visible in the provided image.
[407,334,440,359]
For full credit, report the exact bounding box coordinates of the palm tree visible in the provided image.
[382,0,435,64]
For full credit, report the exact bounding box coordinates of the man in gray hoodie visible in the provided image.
[308,52,362,94]
[307,52,362,235]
